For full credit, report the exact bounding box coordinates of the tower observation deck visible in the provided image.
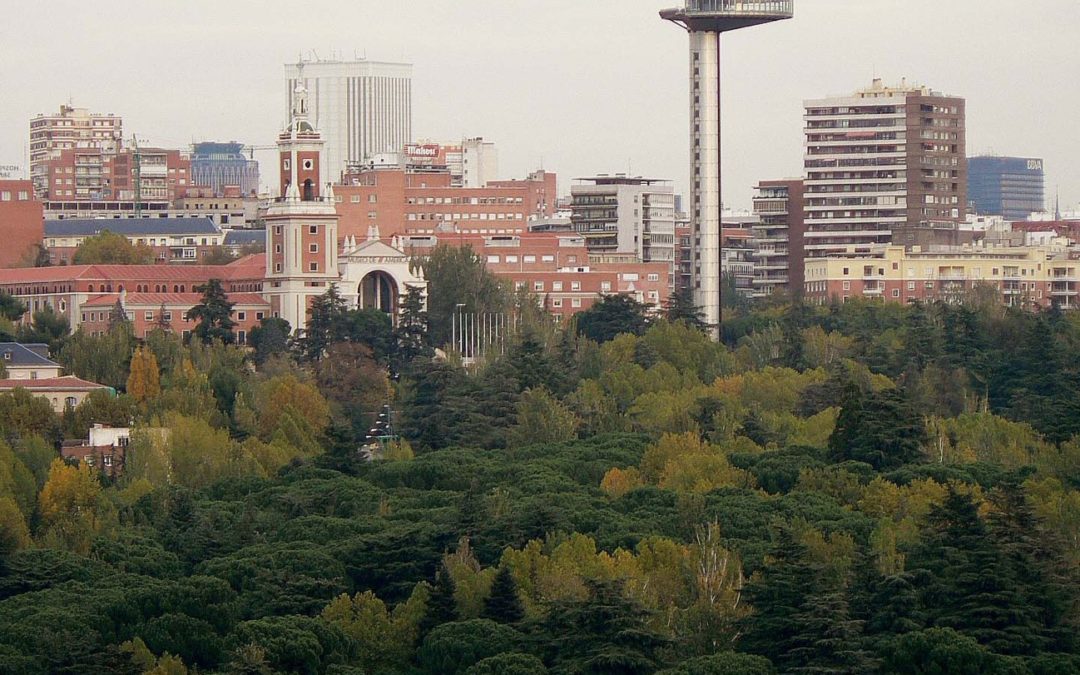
[662,0,792,332]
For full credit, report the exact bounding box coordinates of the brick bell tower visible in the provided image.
[264,71,340,334]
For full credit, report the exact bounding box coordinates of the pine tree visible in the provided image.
[788,590,879,674]
[482,566,525,624]
[419,563,458,639]
[392,284,431,374]
[155,303,172,331]
[909,488,1043,655]
[108,297,130,331]
[188,279,236,344]
[664,286,707,332]
[739,527,819,669]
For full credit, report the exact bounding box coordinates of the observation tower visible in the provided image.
[661,1,793,330]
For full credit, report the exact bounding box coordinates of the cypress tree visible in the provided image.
[482,566,525,624]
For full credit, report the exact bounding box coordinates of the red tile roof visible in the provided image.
[81,292,269,308]
[0,376,108,391]
[0,261,265,285]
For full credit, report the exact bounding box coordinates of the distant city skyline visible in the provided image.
[3,0,1078,210]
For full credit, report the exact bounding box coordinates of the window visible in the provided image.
[486,255,500,264]
[542,255,554,263]
[309,243,319,253]
[144,311,154,321]
[237,311,246,321]
[309,262,319,272]
[571,298,582,308]
[892,289,900,298]
[309,225,318,235]
[842,281,850,290]
[523,255,536,263]
[237,330,247,345]
[552,281,563,291]
[533,281,544,291]
[163,312,173,321]
[275,263,282,273]
[275,244,282,253]
[647,273,659,282]
[842,267,849,276]
[552,299,563,308]
[601,281,612,292]
[368,194,377,203]
[0,192,9,201]
[65,396,77,408]
[907,281,916,291]
[351,195,361,203]
[925,281,934,289]
[571,281,581,291]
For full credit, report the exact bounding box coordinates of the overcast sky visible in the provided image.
[3,0,1078,210]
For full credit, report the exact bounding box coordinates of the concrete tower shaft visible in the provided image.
[662,0,792,331]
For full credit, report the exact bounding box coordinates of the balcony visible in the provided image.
[661,0,793,31]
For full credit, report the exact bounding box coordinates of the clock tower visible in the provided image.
[264,75,340,333]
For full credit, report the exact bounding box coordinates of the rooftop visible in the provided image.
[0,375,108,391]
[661,0,793,31]
[0,343,59,368]
[44,217,221,238]
[81,292,269,308]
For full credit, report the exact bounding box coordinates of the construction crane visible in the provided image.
[245,145,277,160]
[132,135,142,217]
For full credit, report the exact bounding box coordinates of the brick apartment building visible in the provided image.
[804,79,966,256]
[0,180,45,267]
[399,232,670,321]
[335,166,556,243]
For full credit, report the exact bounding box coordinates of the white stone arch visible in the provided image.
[337,239,426,324]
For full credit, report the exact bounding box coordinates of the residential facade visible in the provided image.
[0,343,63,380]
[570,175,676,265]
[752,179,806,299]
[803,79,966,256]
[44,217,224,265]
[29,105,123,199]
[803,245,1080,309]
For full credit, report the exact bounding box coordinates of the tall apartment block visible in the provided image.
[285,57,413,184]
[570,176,676,265]
[752,179,805,299]
[29,105,122,199]
[803,79,966,256]
[191,142,260,197]
[968,156,1045,222]
[662,0,793,328]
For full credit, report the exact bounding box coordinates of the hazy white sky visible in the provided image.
[3,0,1078,210]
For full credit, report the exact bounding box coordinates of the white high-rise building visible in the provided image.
[285,57,413,184]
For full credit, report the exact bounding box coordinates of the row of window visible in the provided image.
[0,191,30,201]
[406,212,524,221]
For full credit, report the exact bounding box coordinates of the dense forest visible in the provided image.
[1,250,1079,674]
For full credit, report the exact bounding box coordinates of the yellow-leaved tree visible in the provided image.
[126,345,161,403]
[38,459,111,554]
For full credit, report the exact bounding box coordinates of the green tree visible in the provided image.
[418,619,520,675]
[188,279,236,344]
[0,292,26,322]
[829,386,925,470]
[483,566,526,624]
[59,323,135,390]
[664,287,708,332]
[418,244,511,347]
[575,294,650,344]
[72,229,155,265]
[420,563,459,638]
[508,388,579,447]
[656,652,776,675]
[248,317,291,367]
[393,284,433,373]
[466,652,548,675]
[297,285,348,361]
[16,306,70,356]
[531,578,669,675]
